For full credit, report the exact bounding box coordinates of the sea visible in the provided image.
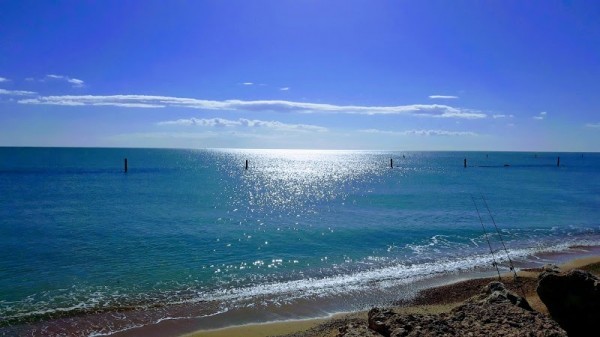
[0,148,599,336]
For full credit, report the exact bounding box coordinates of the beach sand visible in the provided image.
[185,256,600,337]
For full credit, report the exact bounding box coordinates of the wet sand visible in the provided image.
[185,255,600,337]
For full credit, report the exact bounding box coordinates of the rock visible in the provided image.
[338,322,382,337]
[466,281,533,311]
[537,268,600,337]
[541,264,561,274]
[338,282,566,337]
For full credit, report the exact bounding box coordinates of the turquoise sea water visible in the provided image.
[1,148,599,336]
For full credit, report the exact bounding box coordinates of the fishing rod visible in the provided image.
[480,195,519,281]
[479,194,527,298]
[471,195,501,281]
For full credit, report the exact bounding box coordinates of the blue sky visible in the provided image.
[1,1,599,151]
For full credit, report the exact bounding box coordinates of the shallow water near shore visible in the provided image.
[1,148,599,336]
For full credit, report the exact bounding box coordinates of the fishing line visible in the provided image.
[471,195,502,281]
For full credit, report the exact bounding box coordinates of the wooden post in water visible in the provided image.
[464,158,467,168]
[124,158,128,173]
[390,158,393,168]
[557,156,560,167]
[245,160,248,170]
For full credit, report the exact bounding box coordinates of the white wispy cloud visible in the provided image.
[0,77,9,82]
[242,82,254,86]
[18,94,487,119]
[280,87,290,91]
[533,111,547,120]
[93,102,164,108]
[158,117,328,132]
[0,88,37,96]
[111,131,222,141]
[360,129,478,136]
[46,74,85,88]
[68,78,84,87]
[492,114,514,119]
[585,123,600,128]
[429,95,458,99]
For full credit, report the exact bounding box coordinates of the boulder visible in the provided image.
[537,267,600,337]
[339,282,566,337]
[466,281,533,311]
[339,322,383,337]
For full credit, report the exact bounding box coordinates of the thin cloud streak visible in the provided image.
[429,95,458,99]
[360,129,478,136]
[68,78,84,87]
[585,123,600,128]
[46,74,85,88]
[158,117,328,132]
[0,88,37,96]
[0,77,8,82]
[111,131,221,141]
[19,94,487,119]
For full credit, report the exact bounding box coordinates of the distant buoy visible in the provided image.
[124,158,128,173]
[557,156,560,167]
[464,158,467,168]
[245,160,248,170]
[390,158,393,168]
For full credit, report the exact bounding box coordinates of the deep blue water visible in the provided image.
[0,148,599,336]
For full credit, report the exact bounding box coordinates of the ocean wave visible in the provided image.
[2,235,599,336]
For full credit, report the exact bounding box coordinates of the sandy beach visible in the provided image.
[185,255,600,337]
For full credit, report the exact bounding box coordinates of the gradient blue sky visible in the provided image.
[1,1,599,150]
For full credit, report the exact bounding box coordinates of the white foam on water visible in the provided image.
[85,308,229,337]
[3,236,599,337]
[193,238,600,307]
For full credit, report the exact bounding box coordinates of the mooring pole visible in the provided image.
[124,158,128,173]
[390,158,393,168]
[245,160,248,170]
[464,158,467,168]
[557,156,560,167]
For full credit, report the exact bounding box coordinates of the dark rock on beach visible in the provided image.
[338,281,566,337]
[536,264,600,337]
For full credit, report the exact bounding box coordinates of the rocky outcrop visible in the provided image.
[338,322,382,337]
[338,281,566,337]
[537,264,600,337]
[466,281,533,311]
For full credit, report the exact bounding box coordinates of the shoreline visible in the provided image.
[181,253,600,337]
[4,246,598,337]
